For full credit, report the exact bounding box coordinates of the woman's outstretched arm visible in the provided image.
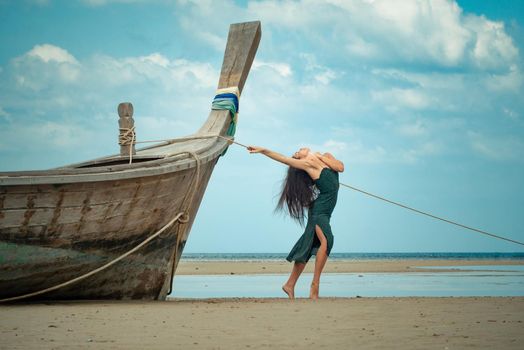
[247,146,308,171]
[316,152,345,172]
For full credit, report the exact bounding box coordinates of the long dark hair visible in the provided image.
[275,166,316,226]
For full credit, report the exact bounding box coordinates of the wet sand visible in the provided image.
[1,297,523,349]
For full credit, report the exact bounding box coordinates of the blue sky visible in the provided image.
[0,0,523,253]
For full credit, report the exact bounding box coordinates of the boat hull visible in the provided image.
[0,159,216,300]
[0,20,261,301]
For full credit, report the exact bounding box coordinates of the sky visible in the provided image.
[0,0,523,253]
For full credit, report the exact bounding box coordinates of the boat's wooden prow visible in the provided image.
[197,21,261,138]
[0,21,261,301]
[218,21,261,94]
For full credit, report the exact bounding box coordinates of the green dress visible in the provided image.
[286,167,340,263]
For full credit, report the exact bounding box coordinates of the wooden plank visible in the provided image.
[218,21,261,94]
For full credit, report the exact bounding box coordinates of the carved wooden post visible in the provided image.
[117,102,136,157]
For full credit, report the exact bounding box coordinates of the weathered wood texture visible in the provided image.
[218,21,261,94]
[117,102,136,156]
[0,21,261,301]
[0,161,216,299]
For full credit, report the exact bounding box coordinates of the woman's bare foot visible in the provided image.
[310,282,319,300]
[282,284,294,299]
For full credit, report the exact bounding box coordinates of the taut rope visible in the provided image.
[339,183,524,247]
[119,132,523,247]
[222,137,524,247]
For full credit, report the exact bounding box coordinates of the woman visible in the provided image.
[247,145,344,299]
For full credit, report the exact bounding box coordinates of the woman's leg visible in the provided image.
[311,224,328,300]
[282,261,306,299]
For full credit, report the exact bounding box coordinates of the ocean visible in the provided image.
[181,252,524,261]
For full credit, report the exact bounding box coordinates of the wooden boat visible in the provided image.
[0,21,261,301]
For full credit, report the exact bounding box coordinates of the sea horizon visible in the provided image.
[181,252,524,261]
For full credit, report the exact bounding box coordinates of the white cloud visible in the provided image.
[139,53,170,68]
[321,139,348,154]
[484,64,523,92]
[253,60,292,78]
[0,43,224,169]
[468,131,524,161]
[298,53,340,85]
[399,141,442,164]
[247,0,320,28]
[396,120,427,138]
[15,44,217,91]
[303,138,389,165]
[12,44,81,88]
[27,44,78,64]
[0,118,93,154]
[195,31,227,52]
[327,121,452,165]
[502,107,519,121]
[314,69,337,85]
[0,106,10,119]
[243,0,519,70]
[372,88,431,111]
[342,140,388,164]
[3,1,522,172]
[346,36,380,58]
[466,15,519,69]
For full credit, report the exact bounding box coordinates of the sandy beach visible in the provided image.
[1,259,523,349]
[1,297,523,349]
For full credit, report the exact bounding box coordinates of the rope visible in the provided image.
[114,132,523,247]
[118,126,136,164]
[0,211,186,303]
[222,138,524,247]
[134,134,228,145]
[1,91,235,301]
[166,151,201,295]
[0,150,204,303]
[339,183,524,246]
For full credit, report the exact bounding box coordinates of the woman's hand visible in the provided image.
[314,152,345,172]
[314,152,327,164]
[247,145,266,154]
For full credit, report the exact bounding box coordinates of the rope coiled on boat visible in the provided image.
[118,126,136,164]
